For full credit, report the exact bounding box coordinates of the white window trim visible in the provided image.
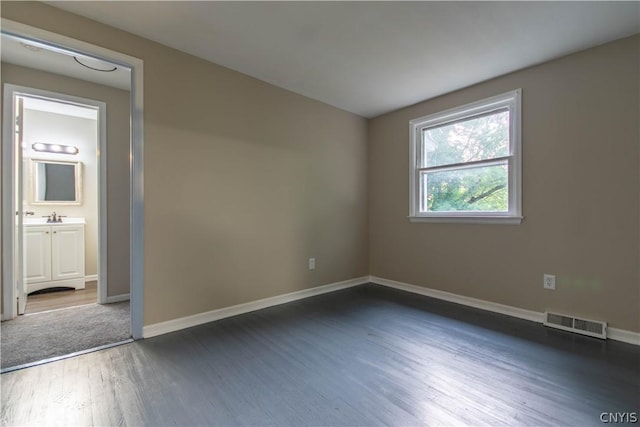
[409,89,522,224]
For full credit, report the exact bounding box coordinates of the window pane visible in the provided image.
[421,109,509,168]
[420,163,508,212]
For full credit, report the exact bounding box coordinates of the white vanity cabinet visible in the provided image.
[25,221,85,293]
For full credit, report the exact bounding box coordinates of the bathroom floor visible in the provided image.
[25,281,97,314]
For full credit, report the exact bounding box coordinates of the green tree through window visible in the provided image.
[421,110,509,212]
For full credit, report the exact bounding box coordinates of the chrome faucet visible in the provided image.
[42,212,64,223]
[25,211,35,216]
[48,212,64,223]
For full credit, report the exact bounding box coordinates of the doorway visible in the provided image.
[11,90,106,315]
[1,19,144,370]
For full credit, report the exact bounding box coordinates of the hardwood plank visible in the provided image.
[2,284,638,426]
[25,281,97,314]
[87,350,126,426]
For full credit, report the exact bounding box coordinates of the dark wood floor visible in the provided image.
[1,284,638,426]
[25,281,97,314]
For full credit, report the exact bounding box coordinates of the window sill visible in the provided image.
[408,215,523,225]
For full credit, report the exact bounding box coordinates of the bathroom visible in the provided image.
[22,95,99,312]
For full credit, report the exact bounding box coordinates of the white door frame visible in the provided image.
[1,19,144,339]
[4,85,107,305]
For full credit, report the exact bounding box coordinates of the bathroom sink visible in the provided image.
[24,218,49,225]
[24,217,85,225]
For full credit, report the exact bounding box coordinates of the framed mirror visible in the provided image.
[30,159,82,205]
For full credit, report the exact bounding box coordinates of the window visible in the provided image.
[409,89,522,224]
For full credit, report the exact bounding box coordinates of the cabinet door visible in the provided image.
[25,226,52,284]
[51,225,85,281]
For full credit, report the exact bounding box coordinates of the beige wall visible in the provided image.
[369,35,640,332]
[1,63,131,299]
[1,2,369,325]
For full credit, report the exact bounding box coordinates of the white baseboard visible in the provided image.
[370,276,543,322]
[140,273,639,345]
[106,293,130,303]
[85,275,98,282]
[608,328,640,346]
[142,276,369,338]
[370,275,640,346]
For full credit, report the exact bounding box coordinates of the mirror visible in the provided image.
[30,159,82,205]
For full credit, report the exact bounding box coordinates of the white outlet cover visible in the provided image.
[543,274,556,290]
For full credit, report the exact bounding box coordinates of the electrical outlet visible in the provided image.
[543,274,556,290]
[308,258,315,270]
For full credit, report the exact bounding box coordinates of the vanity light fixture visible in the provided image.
[32,143,79,155]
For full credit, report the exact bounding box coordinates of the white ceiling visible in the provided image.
[46,1,639,118]
[1,35,130,90]
[23,96,98,120]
